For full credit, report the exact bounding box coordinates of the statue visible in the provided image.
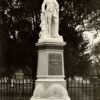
[39,0,61,39]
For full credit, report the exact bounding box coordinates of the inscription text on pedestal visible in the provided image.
[48,53,62,75]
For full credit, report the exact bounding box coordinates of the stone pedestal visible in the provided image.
[30,42,70,100]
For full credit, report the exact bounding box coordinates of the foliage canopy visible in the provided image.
[0,0,100,77]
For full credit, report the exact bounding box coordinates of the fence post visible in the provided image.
[91,77,98,100]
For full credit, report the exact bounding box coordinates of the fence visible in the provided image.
[0,76,100,100]
[0,76,34,100]
[66,77,100,100]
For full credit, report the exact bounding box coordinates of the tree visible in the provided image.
[0,0,100,77]
[0,0,39,77]
[58,0,93,77]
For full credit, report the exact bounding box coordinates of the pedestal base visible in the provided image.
[30,81,70,100]
[30,97,70,100]
[38,36,64,43]
[30,42,71,100]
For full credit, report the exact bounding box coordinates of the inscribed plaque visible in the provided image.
[48,53,62,75]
